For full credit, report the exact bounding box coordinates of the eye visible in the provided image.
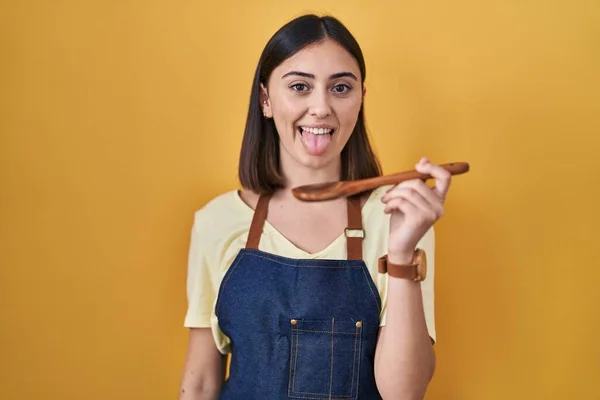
[290,83,309,92]
[332,83,352,94]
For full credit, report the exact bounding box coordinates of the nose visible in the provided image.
[308,90,332,118]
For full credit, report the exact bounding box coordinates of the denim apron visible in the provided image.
[215,193,383,399]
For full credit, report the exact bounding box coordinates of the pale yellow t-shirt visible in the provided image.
[184,185,436,354]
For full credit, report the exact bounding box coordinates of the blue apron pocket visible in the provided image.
[287,318,363,399]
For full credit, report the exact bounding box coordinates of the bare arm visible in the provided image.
[179,328,226,400]
[374,267,436,399]
[375,158,450,398]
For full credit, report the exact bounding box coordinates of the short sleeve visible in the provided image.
[180,190,255,354]
[183,212,220,328]
[378,227,436,344]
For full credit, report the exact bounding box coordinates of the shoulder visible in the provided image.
[191,190,254,243]
[194,190,235,223]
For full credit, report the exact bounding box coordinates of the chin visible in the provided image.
[296,152,338,170]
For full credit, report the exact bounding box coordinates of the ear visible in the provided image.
[260,83,272,118]
[362,86,367,102]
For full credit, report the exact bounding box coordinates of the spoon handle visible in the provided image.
[364,162,470,188]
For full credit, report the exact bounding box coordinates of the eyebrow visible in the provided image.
[281,71,358,81]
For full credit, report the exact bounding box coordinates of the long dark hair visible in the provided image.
[238,14,382,194]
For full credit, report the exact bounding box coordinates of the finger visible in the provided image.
[384,197,439,226]
[414,159,452,198]
[384,187,429,212]
[383,196,421,216]
[383,179,442,209]
[383,190,442,221]
[383,187,442,218]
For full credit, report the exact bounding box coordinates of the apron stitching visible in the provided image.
[295,329,355,334]
[351,325,358,398]
[360,265,381,312]
[294,392,353,397]
[355,325,363,397]
[293,393,353,398]
[248,252,363,268]
[215,253,247,315]
[293,325,300,392]
[290,396,353,399]
[288,323,295,396]
[329,318,335,399]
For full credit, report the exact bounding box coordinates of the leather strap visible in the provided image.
[245,192,364,261]
[378,255,418,280]
[246,192,271,250]
[345,195,364,260]
[378,249,426,281]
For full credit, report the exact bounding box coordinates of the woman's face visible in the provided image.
[262,39,364,172]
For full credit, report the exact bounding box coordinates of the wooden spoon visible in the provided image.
[292,161,470,201]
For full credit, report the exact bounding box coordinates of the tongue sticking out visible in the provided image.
[300,131,332,156]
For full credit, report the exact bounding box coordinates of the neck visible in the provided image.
[277,154,342,201]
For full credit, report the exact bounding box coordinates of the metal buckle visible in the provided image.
[344,228,365,239]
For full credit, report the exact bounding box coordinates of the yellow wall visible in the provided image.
[1,1,598,399]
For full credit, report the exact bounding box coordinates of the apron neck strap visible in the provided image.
[345,195,364,260]
[246,192,364,261]
[246,192,271,250]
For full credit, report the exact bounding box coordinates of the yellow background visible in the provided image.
[1,0,599,399]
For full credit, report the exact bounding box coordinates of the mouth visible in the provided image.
[297,126,336,156]
[297,126,335,136]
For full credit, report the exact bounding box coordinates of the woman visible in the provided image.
[180,14,452,400]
